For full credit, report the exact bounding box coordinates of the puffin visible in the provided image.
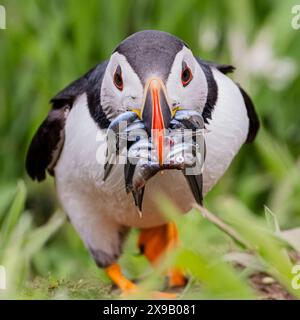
[26,30,259,298]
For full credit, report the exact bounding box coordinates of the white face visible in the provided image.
[100,46,208,120]
[166,46,208,112]
[101,52,143,120]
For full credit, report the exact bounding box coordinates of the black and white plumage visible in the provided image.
[26,30,259,268]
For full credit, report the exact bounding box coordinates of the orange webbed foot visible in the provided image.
[106,263,177,299]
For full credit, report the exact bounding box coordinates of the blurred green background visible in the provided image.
[0,0,300,299]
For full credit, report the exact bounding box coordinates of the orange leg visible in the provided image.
[106,263,137,294]
[138,222,187,288]
[105,263,176,299]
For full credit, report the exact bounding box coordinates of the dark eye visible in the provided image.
[181,64,193,87]
[113,66,123,91]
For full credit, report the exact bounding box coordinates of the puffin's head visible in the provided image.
[101,30,208,137]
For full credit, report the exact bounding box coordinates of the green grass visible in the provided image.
[1,182,300,299]
[0,0,300,299]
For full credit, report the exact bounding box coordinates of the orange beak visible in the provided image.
[141,78,172,166]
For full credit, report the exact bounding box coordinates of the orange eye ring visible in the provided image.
[181,65,193,87]
[113,66,123,91]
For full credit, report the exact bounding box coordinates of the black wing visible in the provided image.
[199,59,235,75]
[238,86,260,143]
[26,61,108,181]
[205,62,235,74]
[26,106,68,181]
